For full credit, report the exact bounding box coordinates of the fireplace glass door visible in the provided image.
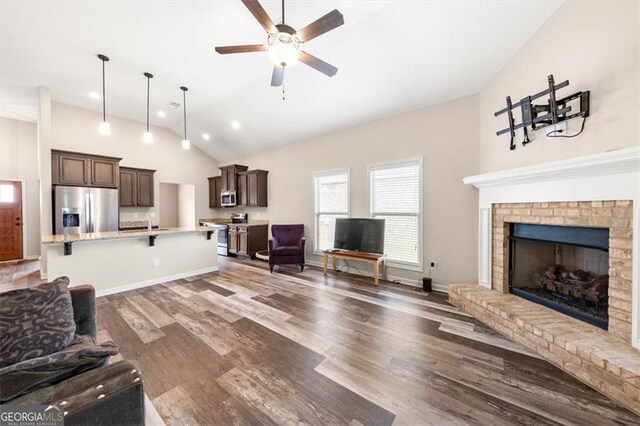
[509,223,609,330]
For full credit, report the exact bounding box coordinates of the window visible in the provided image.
[314,169,349,253]
[0,184,14,203]
[369,158,422,270]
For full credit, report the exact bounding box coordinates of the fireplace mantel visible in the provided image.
[464,147,640,188]
[464,147,640,349]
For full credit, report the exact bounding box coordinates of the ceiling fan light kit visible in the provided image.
[267,26,300,68]
[215,0,344,91]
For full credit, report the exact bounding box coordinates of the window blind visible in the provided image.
[370,160,421,267]
[314,171,349,251]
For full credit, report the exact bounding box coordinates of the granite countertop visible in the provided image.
[42,226,224,245]
[199,218,269,227]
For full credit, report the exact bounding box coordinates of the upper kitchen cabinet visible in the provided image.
[119,167,155,207]
[241,170,269,207]
[219,164,248,192]
[207,176,222,208]
[51,149,121,188]
[119,168,137,207]
[237,173,247,206]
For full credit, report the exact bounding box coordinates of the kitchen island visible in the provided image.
[42,226,225,296]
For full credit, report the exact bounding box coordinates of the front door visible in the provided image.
[0,180,23,261]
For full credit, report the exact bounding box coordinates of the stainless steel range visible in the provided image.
[203,213,248,256]
[231,213,248,224]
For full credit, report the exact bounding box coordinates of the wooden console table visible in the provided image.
[323,250,387,285]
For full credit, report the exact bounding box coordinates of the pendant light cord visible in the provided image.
[146,76,150,132]
[183,89,187,140]
[102,58,106,121]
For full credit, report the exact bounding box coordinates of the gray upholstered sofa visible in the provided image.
[1,285,145,426]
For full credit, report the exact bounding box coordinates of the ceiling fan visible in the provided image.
[215,0,344,87]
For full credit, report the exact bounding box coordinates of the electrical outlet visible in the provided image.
[430,262,436,269]
[546,121,567,138]
[153,259,160,268]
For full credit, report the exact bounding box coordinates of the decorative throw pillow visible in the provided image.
[0,335,119,402]
[0,277,76,368]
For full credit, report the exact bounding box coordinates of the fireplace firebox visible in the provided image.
[509,223,609,330]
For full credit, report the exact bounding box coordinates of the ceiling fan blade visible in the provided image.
[299,51,338,77]
[241,0,277,34]
[297,9,344,42]
[271,66,284,87]
[215,44,266,54]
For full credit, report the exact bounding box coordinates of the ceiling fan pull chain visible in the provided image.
[282,66,286,100]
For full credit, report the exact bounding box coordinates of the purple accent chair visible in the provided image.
[269,224,306,272]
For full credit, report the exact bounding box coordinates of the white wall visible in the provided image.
[159,183,178,228]
[220,95,480,287]
[480,0,640,173]
[45,231,218,296]
[50,102,219,226]
[0,116,40,258]
[177,184,195,228]
[37,87,52,274]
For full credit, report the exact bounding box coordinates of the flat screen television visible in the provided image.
[333,218,385,254]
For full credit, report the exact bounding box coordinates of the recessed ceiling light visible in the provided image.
[202,133,210,140]
[231,121,241,130]
[89,91,100,100]
[157,110,166,118]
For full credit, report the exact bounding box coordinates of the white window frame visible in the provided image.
[368,157,423,272]
[313,168,350,255]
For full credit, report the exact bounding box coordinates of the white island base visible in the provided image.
[43,228,219,296]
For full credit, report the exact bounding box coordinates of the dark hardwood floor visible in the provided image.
[95,257,637,425]
[2,258,638,424]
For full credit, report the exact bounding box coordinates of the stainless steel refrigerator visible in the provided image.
[54,186,119,234]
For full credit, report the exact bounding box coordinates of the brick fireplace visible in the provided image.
[453,148,640,414]
[492,200,633,341]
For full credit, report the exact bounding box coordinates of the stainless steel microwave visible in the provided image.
[221,190,236,207]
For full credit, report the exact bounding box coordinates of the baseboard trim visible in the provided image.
[0,255,40,264]
[93,266,220,297]
[305,260,449,293]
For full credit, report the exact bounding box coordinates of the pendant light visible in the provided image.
[142,72,154,144]
[180,86,190,150]
[97,54,111,135]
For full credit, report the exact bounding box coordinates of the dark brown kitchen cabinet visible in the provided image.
[119,169,137,207]
[239,170,269,207]
[119,167,155,207]
[237,173,247,206]
[239,228,248,254]
[219,164,248,192]
[227,224,267,258]
[207,176,222,208]
[52,150,121,188]
[228,226,239,254]
[136,170,155,207]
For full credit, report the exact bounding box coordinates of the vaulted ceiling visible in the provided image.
[0,1,562,160]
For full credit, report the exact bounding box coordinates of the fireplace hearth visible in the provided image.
[509,223,609,329]
[461,149,639,412]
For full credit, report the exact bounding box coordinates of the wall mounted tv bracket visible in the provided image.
[495,74,590,150]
